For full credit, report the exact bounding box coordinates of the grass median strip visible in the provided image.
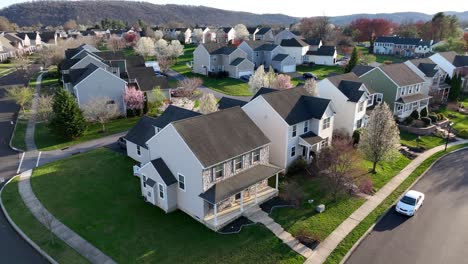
[11,119,28,151]
[1,177,89,264]
[324,143,468,264]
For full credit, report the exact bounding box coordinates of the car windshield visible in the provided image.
[400,195,417,205]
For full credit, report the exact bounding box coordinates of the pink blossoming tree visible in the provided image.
[124,86,145,113]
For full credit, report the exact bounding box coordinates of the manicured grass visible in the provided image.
[1,177,89,264]
[168,78,179,88]
[170,44,196,75]
[325,144,468,264]
[399,131,446,150]
[436,106,468,134]
[296,65,343,80]
[39,71,61,96]
[30,148,304,264]
[11,119,28,151]
[35,117,139,151]
[272,153,409,242]
[356,46,406,64]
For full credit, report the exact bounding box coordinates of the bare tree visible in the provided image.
[174,77,203,99]
[36,95,54,122]
[106,36,126,53]
[6,86,34,113]
[304,79,318,96]
[12,55,31,79]
[316,136,366,201]
[300,16,332,42]
[82,97,120,132]
[198,92,218,114]
[157,56,173,72]
[233,24,249,41]
[359,103,400,173]
[134,37,155,58]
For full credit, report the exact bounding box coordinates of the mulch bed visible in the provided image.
[219,216,253,233]
[260,197,292,214]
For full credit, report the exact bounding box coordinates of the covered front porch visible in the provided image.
[298,131,323,163]
[394,94,431,119]
[200,164,282,231]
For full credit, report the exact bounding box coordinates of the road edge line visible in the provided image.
[9,114,25,152]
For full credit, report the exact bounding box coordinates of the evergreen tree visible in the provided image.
[49,88,86,139]
[448,74,461,101]
[345,46,359,73]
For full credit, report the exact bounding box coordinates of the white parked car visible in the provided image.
[395,190,425,216]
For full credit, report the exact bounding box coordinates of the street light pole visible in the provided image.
[445,122,454,151]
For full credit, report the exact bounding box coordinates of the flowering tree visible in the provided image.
[272,74,293,89]
[192,28,203,43]
[173,77,203,99]
[82,97,120,132]
[158,56,173,72]
[153,30,164,41]
[36,95,54,122]
[248,66,266,94]
[123,32,139,45]
[124,86,145,111]
[106,36,126,53]
[134,37,155,58]
[304,79,318,96]
[233,24,249,42]
[198,93,218,114]
[155,39,169,58]
[168,40,184,62]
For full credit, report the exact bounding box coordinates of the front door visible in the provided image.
[302,146,307,157]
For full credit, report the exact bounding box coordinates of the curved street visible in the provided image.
[346,149,468,264]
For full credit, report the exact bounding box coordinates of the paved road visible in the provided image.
[346,149,468,264]
[0,80,48,262]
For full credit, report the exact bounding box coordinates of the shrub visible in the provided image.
[295,226,321,246]
[287,159,308,175]
[352,129,362,145]
[457,128,468,139]
[420,107,428,117]
[358,178,374,195]
[438,113,445,120]
[428,114,438,123]
[383,60,392,64]
[410,110,420,120]
[421,117,432,126]
[404,116,414,125]
[2,58,11,64]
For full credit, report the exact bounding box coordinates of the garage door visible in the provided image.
[282,65,296,73]
[238,71,253,78]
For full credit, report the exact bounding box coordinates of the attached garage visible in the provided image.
[230,57,255,78]
[272,54,296,73]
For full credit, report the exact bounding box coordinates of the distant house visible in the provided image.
[304,46,337,66]
[0,34,18,60]
[373,36,433,57]
[202,27,217,43]
[243,87,335,169]
[358,63,429,119]
[133,107,282,231]
[280,37,309,65]
[193,43,254,78]
[430,51,468,94]
[39,31,58,45]
[255,27,274,42]
[318,73,373,135]
[274,29,299,45]
[238,40,295,72]
[217,27,235,43]
[247,27,259,40]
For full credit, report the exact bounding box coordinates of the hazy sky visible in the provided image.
[0,0,464,17]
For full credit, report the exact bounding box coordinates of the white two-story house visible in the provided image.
[243,87,335,169]
[280,37,309,65]
[238,40,296,72]
[133,107,282,231]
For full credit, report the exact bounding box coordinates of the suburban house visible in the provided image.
[352,65,384,107]
[254,27,274,41]
[17,32,41,47]
[404,58,451,102]
[193,43,254,78]
[133,107,282,231]
[280,37,309,65]
[318,73,372,135]
[242,87,335,169]
[217,27,235,43]
[0,35,18,60]
[202,27,217,43]
[125,105,201,163]
[430,52,468,94]
[373,36,434,57]
[305,39,323,51]
[358,63,429,119]
[238,41,296,72]
[39,31,58,46]
[247,27,259,40]
[274,29,300,45]
[304,46,337,65]
[169,28,192,43]
[4,33,30,54]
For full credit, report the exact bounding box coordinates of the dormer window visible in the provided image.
[252,149,260,162]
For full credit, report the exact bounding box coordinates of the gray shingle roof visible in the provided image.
[247,27,258,34]
[151,158,177,185]
[259,87,332,125]
[306,46,335,56]
[352,65,375,77]
[254,43,279,52]
[218,97,247,110]
[58,58,81,71]
[375,36,423,45]
[280,37,309,47]
[199,163,281,203]
[300,131,323,146]
[65,64,99,85]
[396,93,431,104]
[272,54,289,62]
[453,55,468,67]
[230,58,245,66]
[327,72,366,102]
[380,63,425,87]
[124,116,159,147]
[251,87,278,100]
[153,105,201,129]
[202,43,236,55]
[305,38,322,46]
[242,40,267,50]
[256,27,271,35]
[172,107,270,168]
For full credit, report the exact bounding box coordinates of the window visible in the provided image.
[400,87,405,96]
[147,191,151,197]
[158,184,164,199]
[143,176,147,188]
[247,152,252,166]
[292,125,297,137]
[178,174,185,190]
[234,156,243,171]
[416,85,420,92]
[322,117,331,130]
[252,149,260,162]
[136,145,141,156]
[321,138,328,148]
[214,164,224,178]
[358,101,364,112]
[356,119,362,128]
[408,86,413,94]
[290,146,296,157]
[303,121,309,133]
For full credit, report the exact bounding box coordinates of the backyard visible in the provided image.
[356,46,406,64]
[25,148,304,264]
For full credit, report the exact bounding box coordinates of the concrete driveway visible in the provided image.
[346,149,468,264]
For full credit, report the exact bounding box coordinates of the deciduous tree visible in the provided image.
[304,79,318,96]
[361,54,376,65]
[107,36,126,53]
[36,95,54,122]
[82,97,120,132]
[192,28,204,43]
[248,66,266,94]
[6,86,34,113]
[271,74,293,89]
[153,30,164,41]
[154,39,169,58]
[198,92,218,114]
[175,77,202,99]
[157,56,173,72]
[124,86,145,111]
[134,37,155,58]
[233,24,249,42]
[359,103,400,173]
[168,40,184,62]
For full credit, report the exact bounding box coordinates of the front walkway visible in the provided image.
[305,140,468,264]
[245,206,313,258]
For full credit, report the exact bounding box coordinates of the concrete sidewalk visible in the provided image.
[305,140,468,264]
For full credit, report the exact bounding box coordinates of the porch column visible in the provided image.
[214,203,218,226]
[254,184,258,204]
[275,173,279,190]
[240,191,244,212]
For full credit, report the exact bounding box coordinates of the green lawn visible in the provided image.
[170,44,196,75]
[35,117,139,151]
[39,71,61,96]
[436,106,468,136]
[399,131,446,150]
[29,148,304,264]
[1,177,89,264]
[11,119,28,151]
[272,153,409,242]
[356,46,406,64]
[325,143,468,264]
[296,65,343,80]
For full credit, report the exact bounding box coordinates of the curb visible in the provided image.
[0,176,59,264]
[8,114,25,152]
[339,145,468,264]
